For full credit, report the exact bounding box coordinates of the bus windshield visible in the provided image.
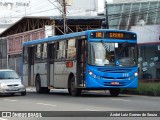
[88,42,137,67]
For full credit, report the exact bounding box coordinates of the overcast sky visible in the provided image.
[0,0,114,24]
[98,0,113,13]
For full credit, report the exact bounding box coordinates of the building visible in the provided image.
[131,25,160,80]
[108,0,160,30]
[106,0,160,81]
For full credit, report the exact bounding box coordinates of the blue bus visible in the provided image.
[22,29,138,96]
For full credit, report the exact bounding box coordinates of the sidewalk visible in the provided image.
[26,87,36,92]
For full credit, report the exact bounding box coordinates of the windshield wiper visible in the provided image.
[101,40,110,51]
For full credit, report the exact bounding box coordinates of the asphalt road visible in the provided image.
[0,88,160,120]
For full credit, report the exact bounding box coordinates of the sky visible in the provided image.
[0,0,113,24]
[98,0,113,13]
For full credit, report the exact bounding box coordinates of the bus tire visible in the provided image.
[35,75,50,94]
[109,88,120,97]
[68,87,71,95]
[70,77,81,96]
[43,88,50,94]
[35,75,43,94]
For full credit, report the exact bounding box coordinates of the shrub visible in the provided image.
[121,82,160,96]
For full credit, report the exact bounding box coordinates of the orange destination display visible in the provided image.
[90,31,137,40]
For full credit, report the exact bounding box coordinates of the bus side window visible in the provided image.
[42,43,47,61]
[55,42,59,59]
[35,44,41,62]
[23,47,28,63]
[57,41,66,59]
[50,44,55,60]
[67,39,76,59]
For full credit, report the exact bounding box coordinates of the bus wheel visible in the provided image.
[35,75,43,94]
[68,87,71,95]
[35,75,50,94]
[109,88,120,97]
[70,77,81,96]
[43,88,50,94]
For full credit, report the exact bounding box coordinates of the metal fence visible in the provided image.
[0,57,22,75]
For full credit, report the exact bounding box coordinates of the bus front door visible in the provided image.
[76,39,86,88]
[28,47,35,86]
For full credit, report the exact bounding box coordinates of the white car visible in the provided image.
[0,69,26,96]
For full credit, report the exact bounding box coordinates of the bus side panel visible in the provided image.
[50,64,54,86]
[30,65,34,86]
[34,63,47,87]
[23,64,28,86]
[53,61,77,88]
[67,61,77,75]
[54,61,68,88]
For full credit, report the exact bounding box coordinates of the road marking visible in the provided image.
[36,103,56,107]
[85,108,99,111]
[3,99,18,102]
[111,98,130,102]
[0,118,8,120]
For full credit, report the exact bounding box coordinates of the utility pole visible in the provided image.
[105,1,109,29]
[63,0,67,34]
[57,0,72,33]
[101,1,109,29]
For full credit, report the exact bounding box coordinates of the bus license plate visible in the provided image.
[111,82,119,85]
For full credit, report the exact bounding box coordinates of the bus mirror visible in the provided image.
[115,43,118,48]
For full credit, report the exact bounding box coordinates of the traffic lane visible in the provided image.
[0,92,128,111]
[48,90,160,111]
[0,90,160,111]
[1,91,160,120]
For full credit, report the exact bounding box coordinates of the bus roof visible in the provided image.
[23,31,87,46]
[23,29,137,46]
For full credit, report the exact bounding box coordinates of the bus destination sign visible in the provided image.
[90,31,136,40]
[109,32,124,39]
[95,32,103,38]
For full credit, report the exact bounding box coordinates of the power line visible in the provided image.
[8,0,60,18]
[47,0,62,13]
[2,1,160,19]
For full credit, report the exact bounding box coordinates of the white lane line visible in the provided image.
[85,108,100,111]
[36,103,56,107]
[0,118,8,120]
[3,99,18,102]
[122,99,130,102]
[111,98,130,102]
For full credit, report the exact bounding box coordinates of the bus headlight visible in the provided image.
[88,70,93,75]
[88,70,100,79]
[135,72,138,76]
[129,72,138,80]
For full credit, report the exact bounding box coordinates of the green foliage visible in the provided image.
[121,82,160,96]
